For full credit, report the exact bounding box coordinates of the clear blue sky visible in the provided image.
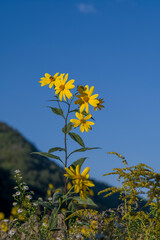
[1,0,160,187]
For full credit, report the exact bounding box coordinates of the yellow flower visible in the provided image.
[48,184,54,189]
[70,112,94,133]
[47,190,51,196]
[39,72,62,88]
[94,98,104,111]
[64,165,95,199]
[1,222,8,232]
[11,207,18,216]
[74,85,99,113]
[18,214,25,221]
[54,73,75,101]
[0,212,5,220]
[67,182,72,190]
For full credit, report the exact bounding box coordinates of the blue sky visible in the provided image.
[1,0,160,187]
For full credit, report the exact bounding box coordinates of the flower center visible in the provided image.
[59,84,65,91]
[49,76,55,82]
[83,95,89,103]
[80,119,86,124]
[77,174,81,179]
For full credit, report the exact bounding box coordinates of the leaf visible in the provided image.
[50,107,63,116]
[68,132,85,147]
[62,122,73,134]
[69,108,79,113]
[72,196,98,207]
[70,157,87,169]
[68,147,100,158]
[31,152,64,165]
[48,147,65,153]
[49,208,58,229]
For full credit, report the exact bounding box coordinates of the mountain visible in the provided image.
[0,122,121,216]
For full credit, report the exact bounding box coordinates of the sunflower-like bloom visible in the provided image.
[39,72,62,88]
[64,165,95,199]
[94,98,104,111]
[74,85,99,114]
[70,112,94,133]
[54,73,75,101]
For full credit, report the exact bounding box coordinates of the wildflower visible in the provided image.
[38,197,43,201]
[0,212,5,220]
[33,202,38,206]
[54,73,75,101]
[9,229,16,236]
[11,207,18,215]
[18,209,23,214]
[55,189,60,193]
[64,165,95,199]
[14,186,18,189]
[15,191,21,196]
[39,72,61,88]
[10,215,14,220]
[47,189,51,196]
[30,190,35,195]
[18,214,25,221]
[14,169,20,174]
[1,222,8,232]
[23,185,29,190]
[74,85,99,113]
[70,112,94,133]
[26,195,32,200]
[48,183,54,189]
[67,182,72,190]
[42,222,48,227]
[94,98,104,111]
[3,219,9,223]
[48,197,52,201]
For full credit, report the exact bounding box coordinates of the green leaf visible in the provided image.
[72,196,98,207]
[70,157,87,169]
[62,122,73,134]
[48,147,65,153]
[68,147,100,158]
[69,108,79,113]
[49,208,58,229]
[50,107,63,116]
[68,132,85,147]
[31,152,64,165]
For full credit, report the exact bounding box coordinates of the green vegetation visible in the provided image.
[0,121,121,217]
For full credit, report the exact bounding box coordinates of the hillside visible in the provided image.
[0,122,121,216]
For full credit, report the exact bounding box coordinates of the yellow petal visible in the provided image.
[84,125,89,132]
[65,167,75,178]
[81,167,90,177]
[80,104,85,113]
[84,114,92,120]
[76,165,81,175]
[45,73,51,78]
[65,90,72,99]
[54,72,59,78]
[84,180,95,187]
[64,73,68,83]
[80,124,84,133]
[88,86,94,97]
[59,91,63,101]
[86,121,94,126]
[75,112,82,120]
[62,91,66,101]
[85,103,89,114]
